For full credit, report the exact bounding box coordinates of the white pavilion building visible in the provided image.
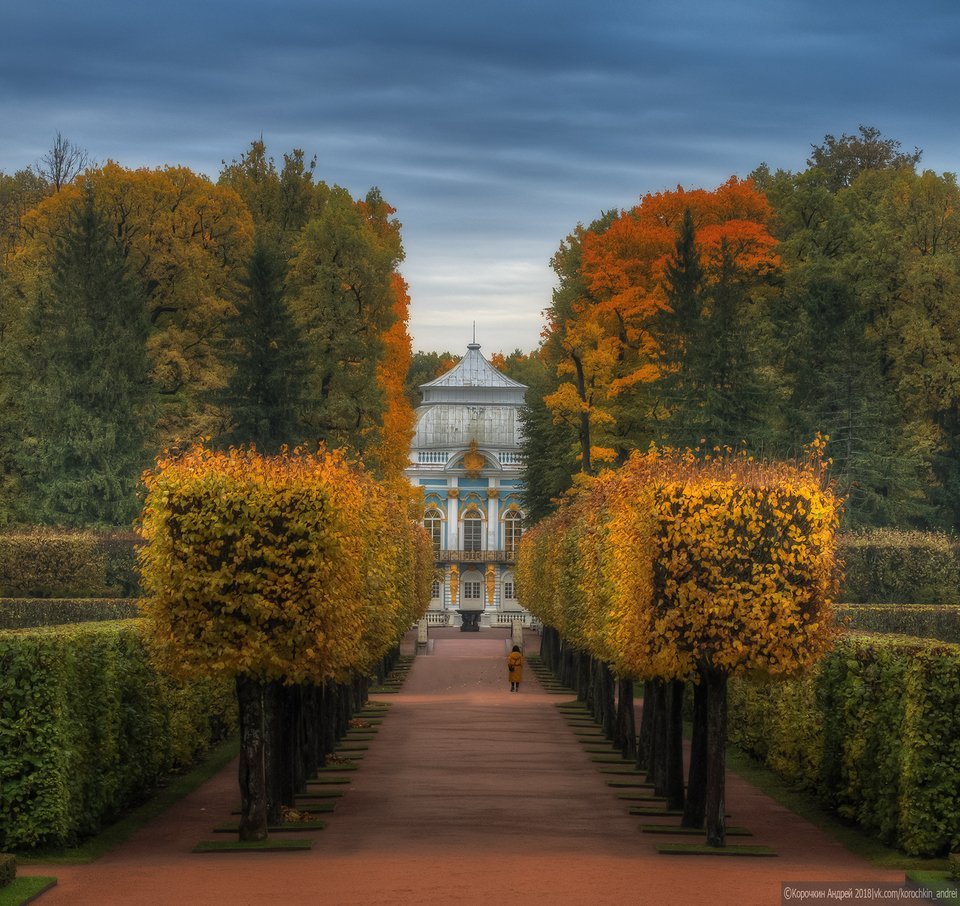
[405,342,533,627]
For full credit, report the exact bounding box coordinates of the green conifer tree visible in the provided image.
[20,185,152,526]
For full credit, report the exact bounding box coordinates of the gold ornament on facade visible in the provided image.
[449,565,459,607]
[487,488,499,499]
[463,440,485,479]
[485,564,496,605]
[447,488,459,499]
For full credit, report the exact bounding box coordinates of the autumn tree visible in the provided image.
[807,125,921,192]
[17,186,151,526]
[12,162,254,448]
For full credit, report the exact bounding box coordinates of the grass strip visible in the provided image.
[0,877,58,906]
[629,808,684,817]
[655,843,776,857]
[15,736,240,866]
[905,872,959,897]
[607,781,655,788]
[640,825,753,836]
[213,821,327,833]
[618,793,666,802]
[193,839,312,853]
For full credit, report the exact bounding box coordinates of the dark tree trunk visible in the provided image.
[704,667,728,847]
[682,673,709,828]
[265,681,284,824]
[601,664,616,741]
[650,681,668,796]
[665,679,686,812]
[636,680,655,772]
[236,674,269,842]
[616,677,637,760]
[578,650,591,703]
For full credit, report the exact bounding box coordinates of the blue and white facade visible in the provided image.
[405,342,531,624]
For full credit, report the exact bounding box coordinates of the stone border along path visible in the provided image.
[21,627,903,905]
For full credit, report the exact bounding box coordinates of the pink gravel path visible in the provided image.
[21,629,902,905]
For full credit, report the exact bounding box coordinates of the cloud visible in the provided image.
[2,0,960,353]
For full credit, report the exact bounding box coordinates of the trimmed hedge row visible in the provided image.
[0,530,140,599]
[0,598,140,630]
[839,530,960,604]
[838,604,960,644]
[729,633,960,856]
[0,620,237,851]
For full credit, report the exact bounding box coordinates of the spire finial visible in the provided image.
[472,321,476,344]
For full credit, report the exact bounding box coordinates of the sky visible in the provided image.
[2,0,959,354]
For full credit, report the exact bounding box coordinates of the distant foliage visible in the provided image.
[0,528,139,598]
[729,633,960,857]
[0,598,139,630]
[0,620,236,850]
[839,530,960,604]
[837,604,960,644]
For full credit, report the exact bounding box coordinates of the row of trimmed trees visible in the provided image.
[137,445,432,841]
[516,445,839,846]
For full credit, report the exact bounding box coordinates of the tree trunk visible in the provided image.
[650,681,667,797]
[636,680,655,772]
[601,664,616,741]
[704,667,728,847]
[616,677,637,760]
[236,674,269,842]
[665,679,686,812]
[682,673,709,828]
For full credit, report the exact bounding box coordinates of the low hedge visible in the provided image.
[0,599,140,630]
[0,620,237,851]
[839,530,960,604]
[729,633,960,857]
[0,529,141,599]
[838,604,960,644]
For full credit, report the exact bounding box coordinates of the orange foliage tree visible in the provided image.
[542,179,780,474]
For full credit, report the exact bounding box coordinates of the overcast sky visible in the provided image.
[2,0,959,353]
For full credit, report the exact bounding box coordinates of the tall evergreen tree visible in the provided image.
[19,185,151,526]
[218,238,309,453]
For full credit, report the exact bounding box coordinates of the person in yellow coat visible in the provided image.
[507,645,523,692]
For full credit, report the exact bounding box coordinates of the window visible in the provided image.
[503,510,523,556]
[424,507,444,552]
[462,510,483,551]
[431,580,441,600]
[503,581,515,600]
[464,581,482,600]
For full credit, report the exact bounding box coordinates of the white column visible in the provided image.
[447,485,459,550]
[486,490,499,551]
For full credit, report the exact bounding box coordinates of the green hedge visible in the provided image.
[0,853,13,888]
[0,620,237,851]
[729,633,960,857]
[838,604,960,644]
[839,530,960,604]
[0,599,140,630]
[0,529,141,599]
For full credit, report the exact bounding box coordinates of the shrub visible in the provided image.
[729,633,960,856]
[0,598,140,630]
[839,531,960,604]
[0,853,14,888]
[0,529,141,599]
[0,620,236,851]
[837,604,960,644]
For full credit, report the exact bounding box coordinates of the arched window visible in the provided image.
[431,579,442,600]
[424,507,444,552]
[503,510,523,556]
[462,508,484,552]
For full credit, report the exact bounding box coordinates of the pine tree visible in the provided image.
[219,238,308,452]
[20,185,151,526]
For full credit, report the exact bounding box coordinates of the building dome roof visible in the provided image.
[412,343,527,450]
